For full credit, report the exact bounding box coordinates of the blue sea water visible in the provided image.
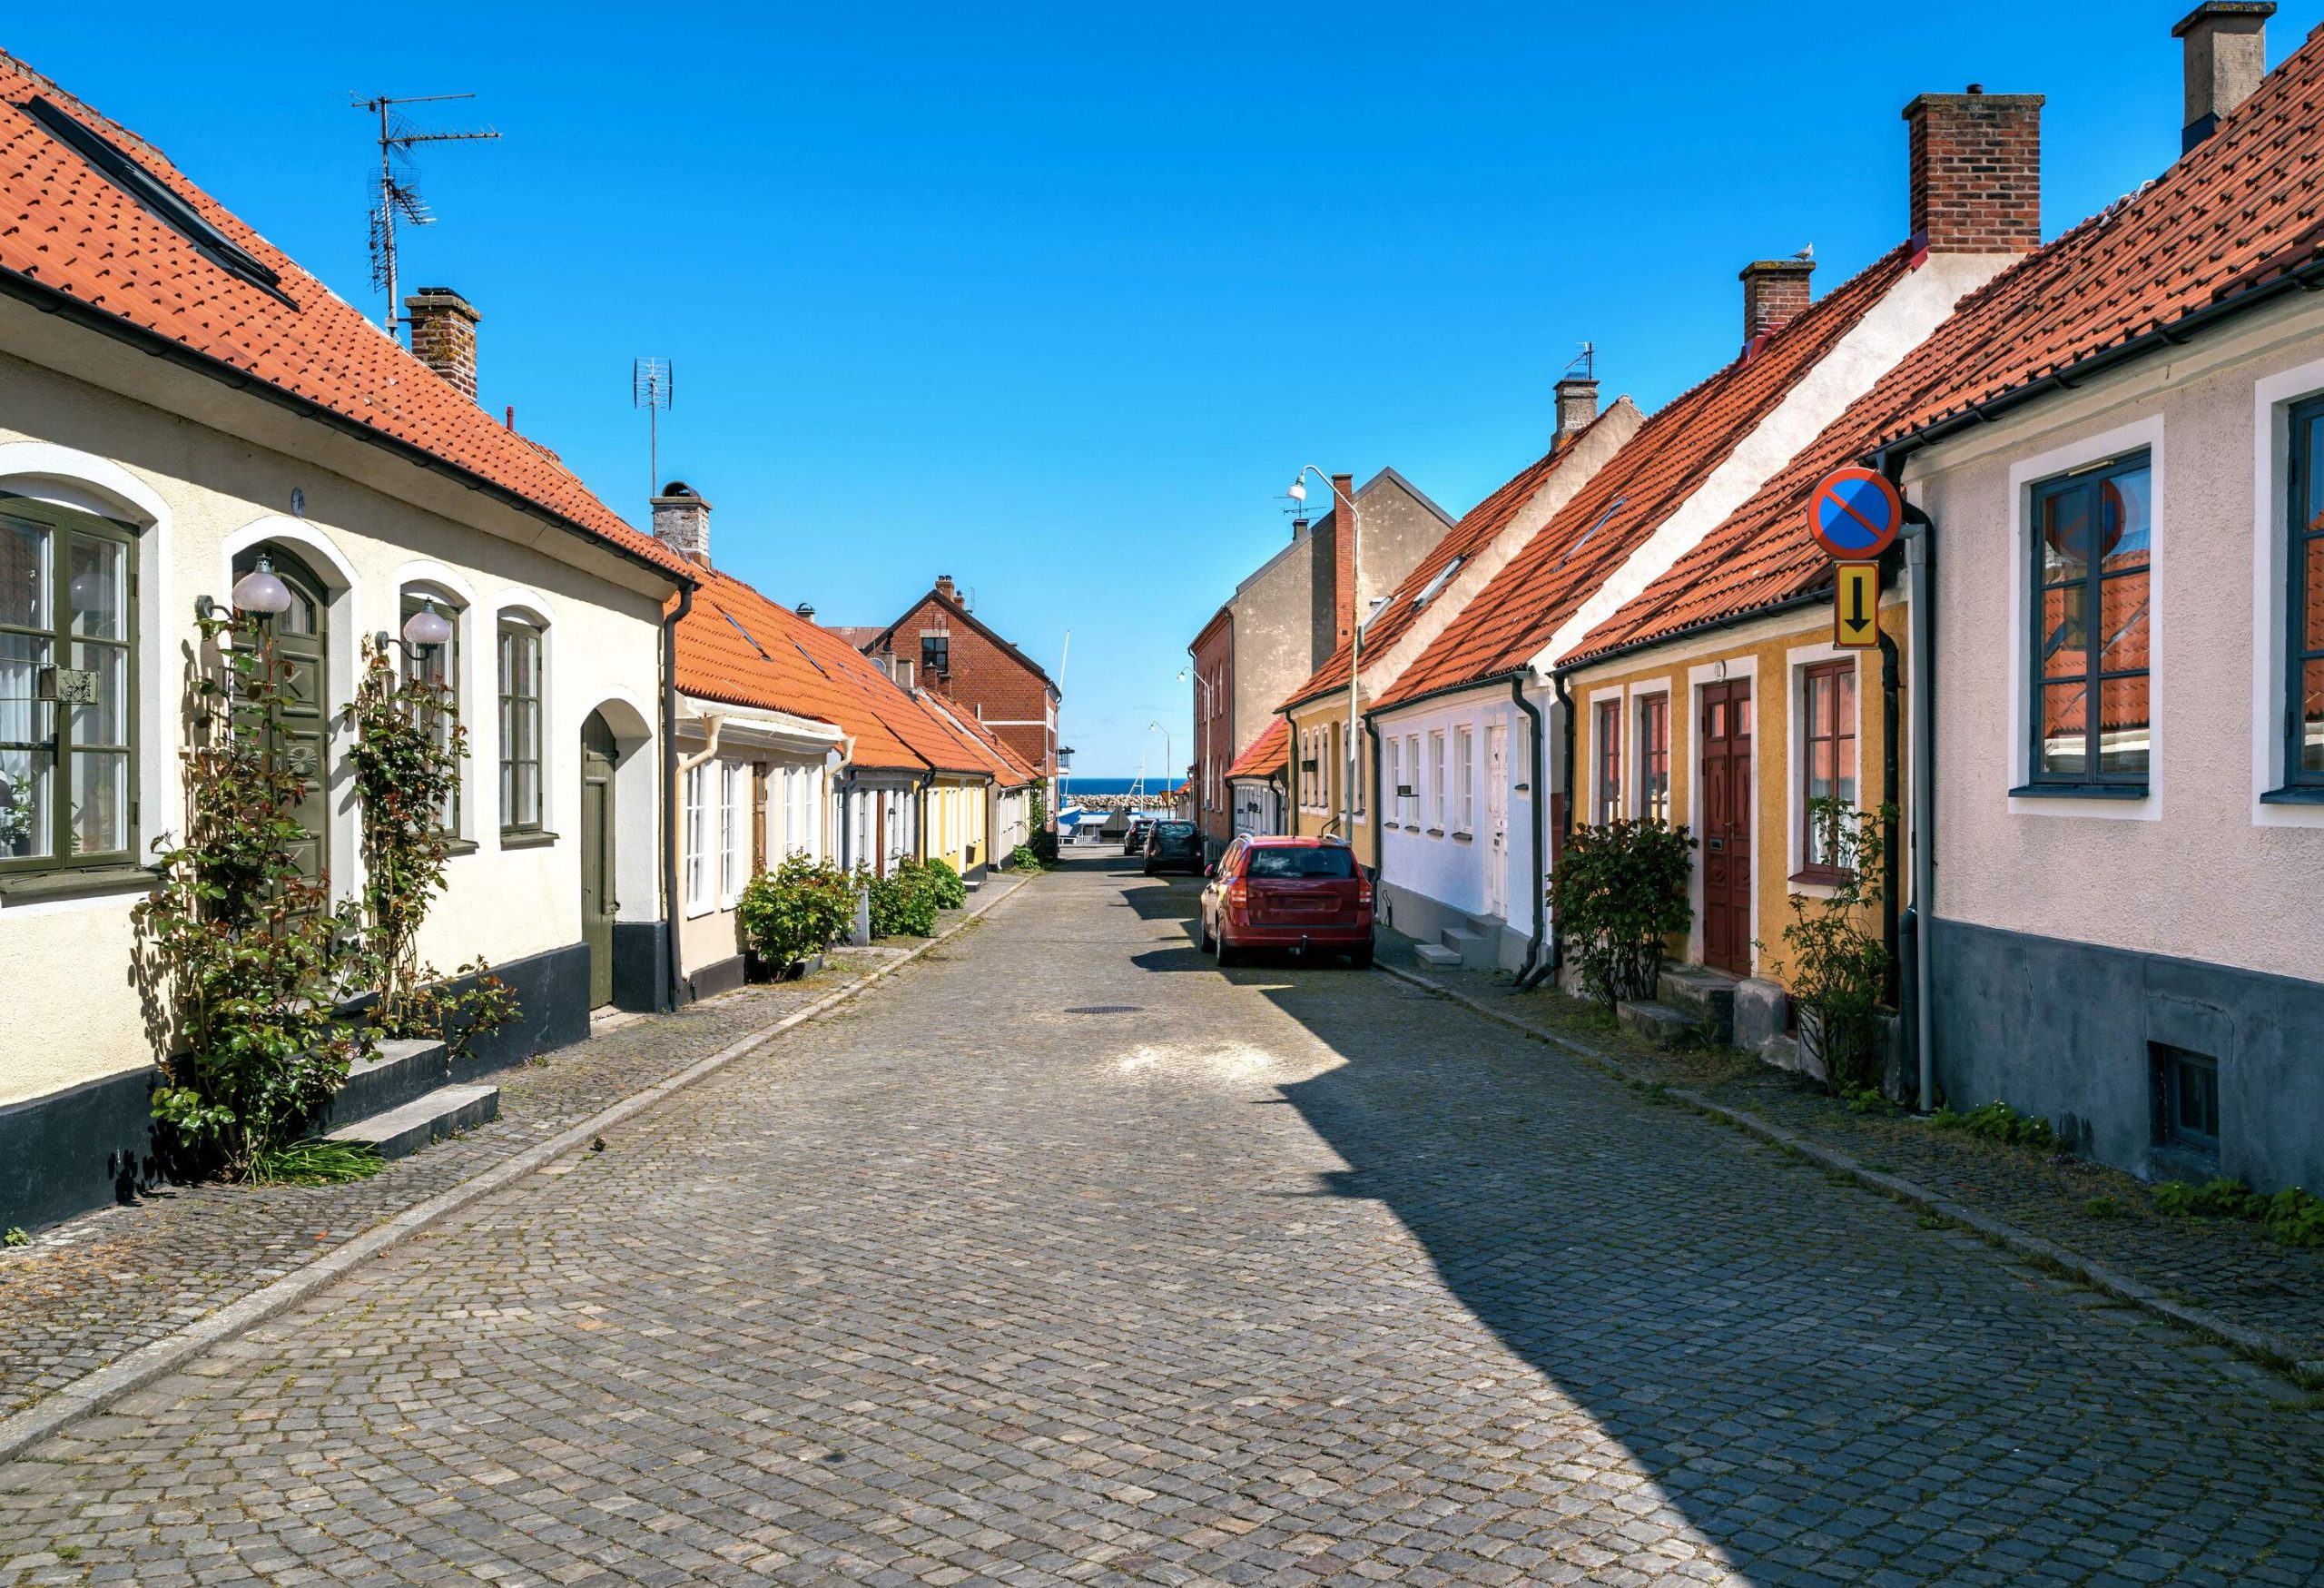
[1061,776,1173,797]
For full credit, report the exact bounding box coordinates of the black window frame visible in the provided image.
[2022,449,2153,794]
[2153,1044,2221,1159]
[2279,394,2324,796]
[921,632,949,679]
[0,493,140,883]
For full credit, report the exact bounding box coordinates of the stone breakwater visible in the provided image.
[1068,793,1178,814]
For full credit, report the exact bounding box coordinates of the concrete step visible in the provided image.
[1616,1000,1701,1050]
[322,1037,450,1130]
[1440,925,1493,969]
[1657,965,1738,1045]
[324,1082,498,1161]
[1413,942,1463,969]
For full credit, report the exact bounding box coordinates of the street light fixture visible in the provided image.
[1287,467,1360,843]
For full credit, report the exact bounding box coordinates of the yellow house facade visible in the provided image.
[1285,695,1374,867]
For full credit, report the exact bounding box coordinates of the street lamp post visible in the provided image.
[1287,468,1359,842]
[1147,720,1172,807]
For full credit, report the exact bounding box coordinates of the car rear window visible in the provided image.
[1246,846,1356,879]
[1158,823,1196,837]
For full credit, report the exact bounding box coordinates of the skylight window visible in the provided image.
[25,95,294,306]
[1413,557,1464,610]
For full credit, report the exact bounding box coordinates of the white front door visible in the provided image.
[1483,725,1510,919]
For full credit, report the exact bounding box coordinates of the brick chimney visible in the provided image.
[650,480,711,567]
[1553,375,1600,449]
[404,287,480,400]
[1331,472,1357,650]
[935,574,957,604]
[2175,3,2274,152]
[1739,258,1816,341]
[1902,89,2044,255]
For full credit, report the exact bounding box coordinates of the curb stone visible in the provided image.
[1375,960,2324,1390]
[0,873,1037,1465]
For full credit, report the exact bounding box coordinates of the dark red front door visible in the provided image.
[1699,679,1753,975]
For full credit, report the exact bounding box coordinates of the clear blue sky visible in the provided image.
[9,4,2303,774]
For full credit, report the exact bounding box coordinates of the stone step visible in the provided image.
[322,1037,450,1130]
[1657,965,1739,1044]
[324,1082,498,1161]
[1440,925,1493,969]
[1616,999,1701,1050]
[1413,942,1463,969]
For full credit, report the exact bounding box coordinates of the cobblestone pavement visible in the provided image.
[0,877,1019,1422]
[1372,930,2324,1371]
[5,859,2322,1586]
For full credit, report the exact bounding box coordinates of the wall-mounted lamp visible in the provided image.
[401,596,453,649]
[230,555,292,616]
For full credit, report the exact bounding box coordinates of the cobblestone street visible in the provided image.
[5,859,2322,1587]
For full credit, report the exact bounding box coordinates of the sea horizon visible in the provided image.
[1060,776,1180,797]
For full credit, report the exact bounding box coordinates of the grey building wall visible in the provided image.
[1933,917,2324,1194]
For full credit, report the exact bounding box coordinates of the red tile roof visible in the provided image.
[1571,34,2324,665]
[0,51,689,582]
[1279,409,1620,713]
[1224,715,1290,782]
[675,568,987,776]
[923,691,1040,787]
[1376,246,1914,709]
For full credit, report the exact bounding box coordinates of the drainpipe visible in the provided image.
[660,586,693,1013]
[1880,449,1939,1115]
[1514,674,1553,988]
[1365,711,1384,892]
[1876,626,1902,1010]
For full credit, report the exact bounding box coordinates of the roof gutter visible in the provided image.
[1362,667,1527,724]
[0,266,694,593]
[1876,252,2324,468]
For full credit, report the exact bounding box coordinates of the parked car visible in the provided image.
[1122,813,1154,853]
[1197,836,1373,968]
[1142,820,1205,875]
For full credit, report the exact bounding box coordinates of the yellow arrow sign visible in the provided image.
[1833,561,1880,649]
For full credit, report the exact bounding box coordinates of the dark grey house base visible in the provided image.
[678,952,746,1006]
[0,940,603,1237]
[1932,916,2324,1193]
[611,921,669,1013]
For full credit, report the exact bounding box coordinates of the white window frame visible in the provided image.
[2251,355,2324,828]
[719,759,746,908]
[1453,725,1474,835]
[1426,730,1446,833]
[683,762,710,916]
[2003,413,2165,822]
[1384,735,1403,828]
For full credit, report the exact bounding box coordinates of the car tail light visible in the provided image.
[1356,879,1374,909]
[1226,877,1248,908]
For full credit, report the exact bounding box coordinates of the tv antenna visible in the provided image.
[1567,340,1596,380]
[634,358,675,497]
[354,92,499,337]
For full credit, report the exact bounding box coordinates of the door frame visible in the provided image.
[1692,668,1756,976]
[580,709,618,1009]
[1482,722,1509,920]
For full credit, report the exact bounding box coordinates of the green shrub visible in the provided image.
[1551,818,1697,1011]
[2084,1195,2125,1220]
[738,855,861,972]
[1780,801,1896,1096]
[2151,1178,2322,1244]
[1006,843,1044,872]
[2262,1186,2324,1247]
[922,856,968,910]
[863,862,940,938]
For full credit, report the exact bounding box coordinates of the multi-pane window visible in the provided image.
[1385,735,1403,825]
[1454,725,1474,833]
[399,588,460,834]
[0,497,134,875]
[2030,452,2152,786]
[1426,731,1445,830]
[682,763,708,911]
[2284,396,2324,788]
[2156,1045,2220,1158]
[1801,661,1858,873]
[1594,699,1621,825]
[1404,735,1419,823]
[1637,694,1670,824]
[497,616,544,833]
[720,760,746,906]
[921,633,948,679]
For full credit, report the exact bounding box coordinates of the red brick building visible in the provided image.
[851,576,1061,792]
[1189,605,1236,851]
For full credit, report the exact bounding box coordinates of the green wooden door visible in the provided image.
[235,547,330,886]
[581,710,617,1008]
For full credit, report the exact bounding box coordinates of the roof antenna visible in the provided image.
[353,93,498,339]
[634,358,674,500]
[1567,341,1596,380]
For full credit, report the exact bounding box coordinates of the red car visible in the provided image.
[1197,836,1374,969]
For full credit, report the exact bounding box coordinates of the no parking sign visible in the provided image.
[1805,466,1902,649]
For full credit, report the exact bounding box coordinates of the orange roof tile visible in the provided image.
[1571,35,2324,665]
[1224,715,1290,782]
[675,568,986,775]
[1278,409,1618,713]
[922,691,1039,787]
[1375,247,1914,710]
[0,52,690,582]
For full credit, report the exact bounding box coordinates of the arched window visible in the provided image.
[0,493,138,878]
